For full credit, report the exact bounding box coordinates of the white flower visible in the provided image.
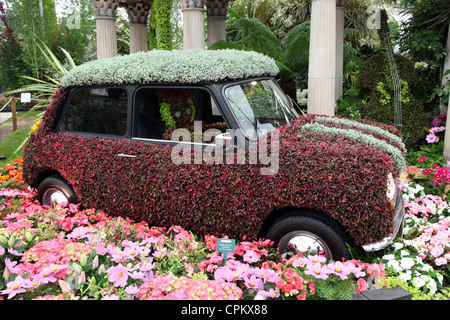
[382,254,396,261]
[399,270,412,281]
[387,259,402,272]
[400,257,415,269]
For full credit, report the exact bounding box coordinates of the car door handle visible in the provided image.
[117,153,137,158]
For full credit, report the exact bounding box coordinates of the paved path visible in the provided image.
[0,112,12,125]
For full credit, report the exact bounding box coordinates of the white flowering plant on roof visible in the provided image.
[60,49,280,88]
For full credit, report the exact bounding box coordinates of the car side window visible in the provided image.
[133,87,228,142]
[62,87,128,136]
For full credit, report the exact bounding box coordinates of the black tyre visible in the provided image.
[266,210,350,261]
[37,174,78,206]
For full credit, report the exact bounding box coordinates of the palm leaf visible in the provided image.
[282,21,310,71]
[231,18,282,60]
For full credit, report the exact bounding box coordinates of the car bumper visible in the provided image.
[362,187,405,252]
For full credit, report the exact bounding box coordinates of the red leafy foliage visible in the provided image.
[22,88,402,247]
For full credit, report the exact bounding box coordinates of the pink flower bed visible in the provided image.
[0,187,383,300]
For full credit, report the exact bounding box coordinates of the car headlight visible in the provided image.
[386,173,396,205]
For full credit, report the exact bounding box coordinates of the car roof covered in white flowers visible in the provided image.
[60,49,280,88]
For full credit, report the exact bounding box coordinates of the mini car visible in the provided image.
[22,49,405,261]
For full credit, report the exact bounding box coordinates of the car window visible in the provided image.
[133,87,228,143]
[62,88,128,136]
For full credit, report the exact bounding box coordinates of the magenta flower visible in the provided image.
[35,267,58,284]
[292,256,310,268]
[304,263,330,280]
[108,264,129,287]
[4,258,22,273]
[417,156,427,163]
[346,262,366,278]
[1,276,30,299]
[152,247,168,259]
[243,275,264,293]
[214,267,229,282]
[327,261,353,280]
[67,226,92,241]
[426,133,439,143]
[306,254,327,265]
[255,288,280,300]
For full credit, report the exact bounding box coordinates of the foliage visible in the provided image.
[359,52,427,147]
[153,0,174,50]
[159,90,195,129]
[392,0,450,113]
[0,1,31,91]
[60,49,279,88]
[5,0,59,79]
[211,17,309,99]
[4,41,76,110]
[23,92,403,247]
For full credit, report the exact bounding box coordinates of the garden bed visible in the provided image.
[0,158,449,300]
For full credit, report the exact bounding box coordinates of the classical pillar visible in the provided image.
[181,0,205,50]
[205,0,229,48]
[92,0,119,59]
[335,0,345,101]
[121,0,152,53]
[307,0,337,115]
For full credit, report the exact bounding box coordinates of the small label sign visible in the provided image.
[216,238,235,265]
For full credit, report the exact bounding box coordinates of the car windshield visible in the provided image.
[224,79,300,138]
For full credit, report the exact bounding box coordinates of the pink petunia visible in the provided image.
[243,250,260,264]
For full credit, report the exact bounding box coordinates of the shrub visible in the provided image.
[359,52,427,147]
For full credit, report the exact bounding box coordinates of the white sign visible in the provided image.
[21,93,31,103]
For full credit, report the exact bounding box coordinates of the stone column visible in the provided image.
[181,0,205,50]
[205,0,229,48]
[121,0,152,53]
[307,0,337,115]
[92,0,119,59]
[335,0,345,101]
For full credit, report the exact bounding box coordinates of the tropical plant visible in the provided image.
[2,41,77,154]
[210,17,310,101]
[4,41,76,110]
[0,1,32,91]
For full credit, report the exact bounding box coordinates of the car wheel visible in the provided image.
[37,175,78,206]
[266,210,350,261]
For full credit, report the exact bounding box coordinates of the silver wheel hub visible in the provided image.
[43,188,69,205]
[282,231,332,259]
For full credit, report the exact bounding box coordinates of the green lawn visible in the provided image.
[0,110,40,166]
[0,128,30,166]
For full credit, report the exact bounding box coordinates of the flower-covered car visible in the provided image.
[22,49,405,261]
